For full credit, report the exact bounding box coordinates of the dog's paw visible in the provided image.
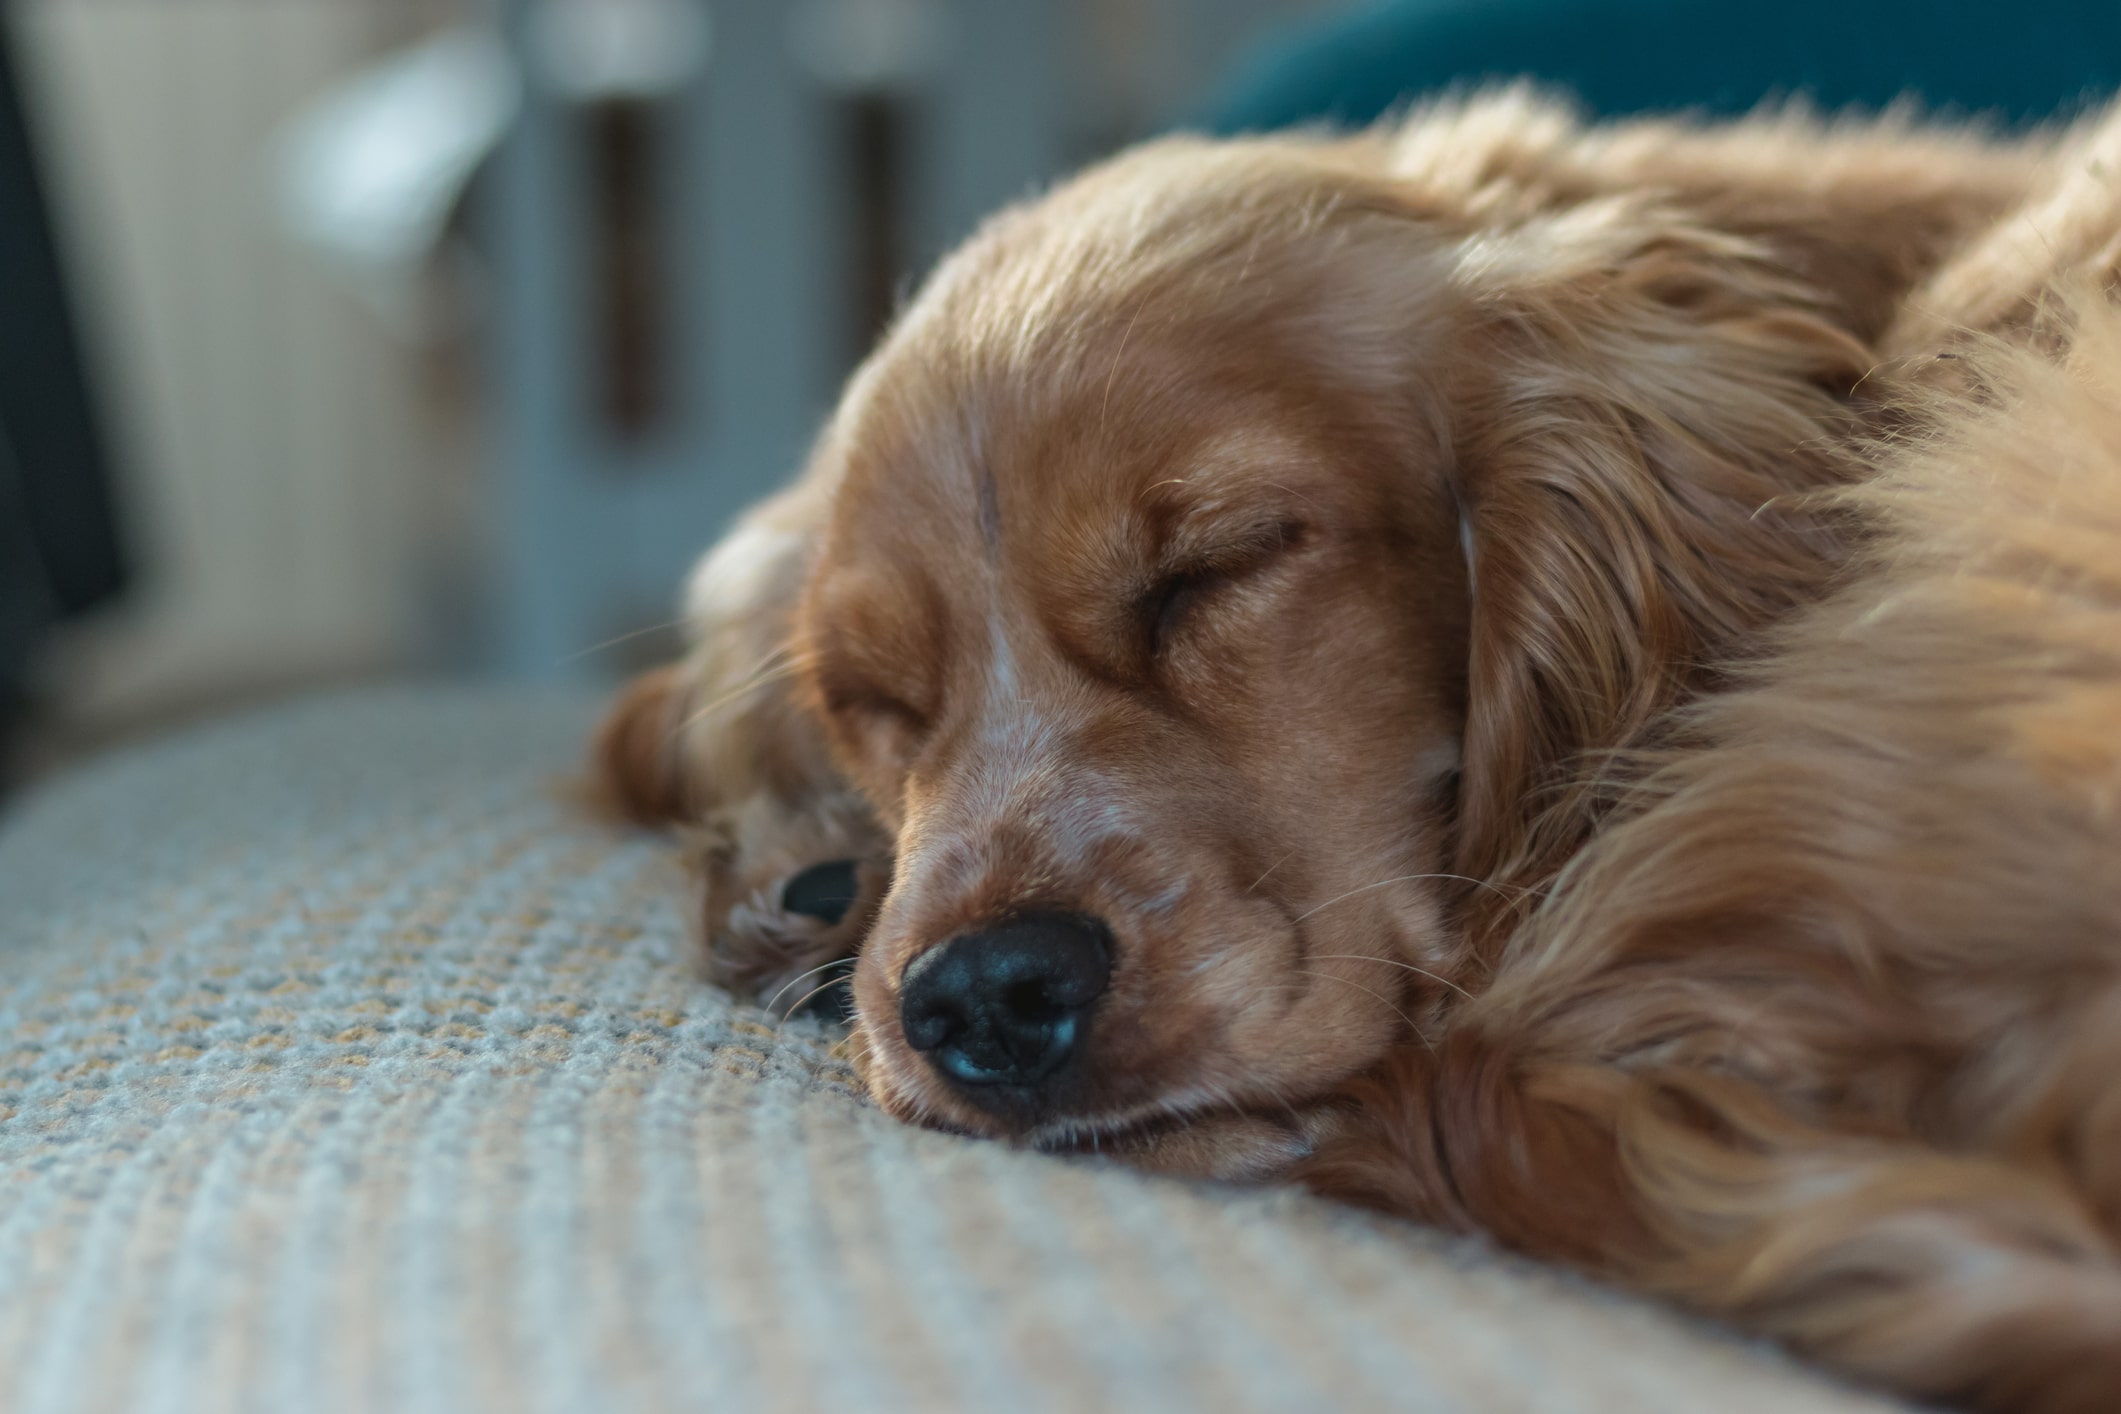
[704,852,889,1020]
[759,859,866,1021]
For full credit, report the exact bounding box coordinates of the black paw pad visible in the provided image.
[781,859,862,926]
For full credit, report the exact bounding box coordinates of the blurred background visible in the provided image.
[3,0,2118,793]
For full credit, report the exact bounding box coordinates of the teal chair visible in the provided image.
[1203,0,2121,131]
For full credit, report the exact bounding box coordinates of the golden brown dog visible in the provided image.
[597,91,2121,1410]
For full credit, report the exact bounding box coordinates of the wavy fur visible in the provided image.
[597,91,2121,1407]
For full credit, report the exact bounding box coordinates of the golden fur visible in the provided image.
[597,90,2121,1407]
[1309,297,2121,1408]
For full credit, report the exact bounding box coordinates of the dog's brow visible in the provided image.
[1161,504,1307,569]
[1142,432,1318,553]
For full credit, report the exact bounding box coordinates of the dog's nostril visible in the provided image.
[898,912,1113,1092]
[1003,978,1060,1023]
[900,994,959,1053]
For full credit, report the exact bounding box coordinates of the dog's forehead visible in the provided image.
[822,326,1162,556]
[826,345,1321,599]
[811,157,1432,611]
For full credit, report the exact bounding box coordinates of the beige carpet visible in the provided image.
[0,687,1910,1413]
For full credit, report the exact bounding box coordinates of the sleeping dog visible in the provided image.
[597,91,2121,1411]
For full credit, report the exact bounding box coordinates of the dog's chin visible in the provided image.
[851,1029,1326,1182]
[1018,1086,1227,1151]
[860,1067,1139,1145]
[1027,1091,1332,1183]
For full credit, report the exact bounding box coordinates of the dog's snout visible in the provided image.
[898,913,1113,1091]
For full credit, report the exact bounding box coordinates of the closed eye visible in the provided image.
[827,690,931,776]
[820,680,930,743]
[1142,571,1217,657]
[1139,518,1306,658]
[829,690,927,731]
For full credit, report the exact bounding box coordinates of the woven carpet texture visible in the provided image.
[0,688,1908,1413]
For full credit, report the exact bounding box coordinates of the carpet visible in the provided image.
[0,687,1907,1413]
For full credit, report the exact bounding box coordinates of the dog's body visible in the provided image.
[598,92,2121,1410]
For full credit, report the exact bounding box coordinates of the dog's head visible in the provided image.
[609,127,1869,1148]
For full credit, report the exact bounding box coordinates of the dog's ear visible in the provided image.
[591,488,843,832]
[592,663,695,827]
[587,482,894,1003]
[1444,207,1872,933]
[588,485,822,836]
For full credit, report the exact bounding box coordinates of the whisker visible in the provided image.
[776,973,855,1027]
[1245,848,1298,895]
[1099,294,1153,438]
[557,615,690,666]
[1308,953,1475,1001]
[1226,1071,1309,1134]
[704,644,805,704]
[1289,969,1435,1052]
[1259,481,1320,511]
[1293,871,1524,923]
[674,647,820,736]
[764,956,856,1016]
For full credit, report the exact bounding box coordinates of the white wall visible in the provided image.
[12,1,469,735]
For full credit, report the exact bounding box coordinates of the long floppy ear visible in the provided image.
[590,481,890,1006]
[1444,204,1872,942]
[592,480,844,831]
[592,663,694,826]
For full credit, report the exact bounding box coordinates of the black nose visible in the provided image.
[898,913,1113,1090]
